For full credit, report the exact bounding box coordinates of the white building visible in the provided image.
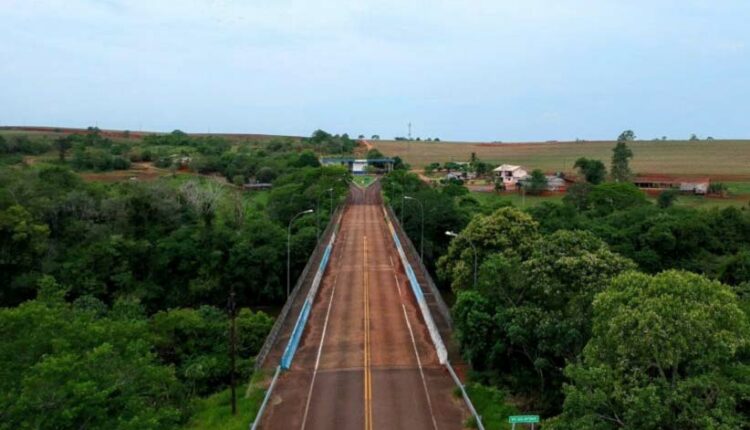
[493,164,528,191]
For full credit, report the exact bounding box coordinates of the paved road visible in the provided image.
[261,182,467,429]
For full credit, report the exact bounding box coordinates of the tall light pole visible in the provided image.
[446,231,477,290]
[327,187,334,218]
[227,289,237,415]
[288,209,314,298]
[404,195,424,261]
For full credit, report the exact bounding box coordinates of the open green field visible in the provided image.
[183,372,268,430]
[372,139,750,179]
[471,191,564,208]
[352,174,376,187]
[472,190,749,210]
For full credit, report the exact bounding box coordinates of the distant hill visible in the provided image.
[0,126,302,142]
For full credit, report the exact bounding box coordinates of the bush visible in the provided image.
[112,157,131,170]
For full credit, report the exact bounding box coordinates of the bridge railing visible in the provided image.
[384,204,485,430]
[253,204,345,371]
[385,204,453,329]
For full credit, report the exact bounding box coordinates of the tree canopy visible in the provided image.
[573,157,607,185]
[554,270,750,430]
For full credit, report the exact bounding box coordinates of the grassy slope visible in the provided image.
[372,139,750,179]
[352,175,376,187]
[183,372,268,430]
[465,383,519,430]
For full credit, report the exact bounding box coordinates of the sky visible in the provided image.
[1,0,749,141]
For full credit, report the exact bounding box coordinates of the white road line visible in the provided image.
[400,303,439,430]
[393,272,439,430]
[300,275,338,430]
[393,273,404,296]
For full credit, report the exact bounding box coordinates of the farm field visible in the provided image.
[372,139,750,179]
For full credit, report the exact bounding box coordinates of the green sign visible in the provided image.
[509,415,540,424]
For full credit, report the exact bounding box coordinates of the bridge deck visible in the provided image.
[260,183,467,429]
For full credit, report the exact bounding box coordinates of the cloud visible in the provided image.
[1,0,749,140]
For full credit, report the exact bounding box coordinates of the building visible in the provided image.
[493,164,528,191]
[633,176,710,195]
[320,157,394,174]
[516,173,570,192]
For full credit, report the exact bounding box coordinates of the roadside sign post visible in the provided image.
[509,415,540,430]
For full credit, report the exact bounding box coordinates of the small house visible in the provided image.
[493,164,528,191]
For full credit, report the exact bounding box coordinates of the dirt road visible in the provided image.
[261,182,466,429]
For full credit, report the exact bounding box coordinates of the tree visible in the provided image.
[617,129,635,142]
[54,136,72,162]
[424,162,441,174]
[587,182,648,215]
[452,230,635,412]
[657,189,679,208]
[256,166,276,183]
[525,169,548,195]
[392,156,409,170]
[554,270,750,430]
[573,158,607,185]
[563,183,592,211]
[0,296,186,430]
[180,181,223,228]
[610,132,634,182]
[371,134,380,140]
[295,150,320,168]
[721,250,750,286]
[0,205,49,306]
[452,290,496,368]
[437,207,540,291]
[366,148,385,159]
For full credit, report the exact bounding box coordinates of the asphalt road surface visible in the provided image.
[260,182,467,429]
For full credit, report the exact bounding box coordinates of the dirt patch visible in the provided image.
[80,162,167,183]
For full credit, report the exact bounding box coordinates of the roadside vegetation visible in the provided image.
[0,128,353,429]
[382,130,750,428]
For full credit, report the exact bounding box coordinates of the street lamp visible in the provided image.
[446,230,477,289]
[404,195,424,261]
[288,209,314,298]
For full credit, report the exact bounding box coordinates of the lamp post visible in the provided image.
[446,230,477,289]
[227,289,237,415]
[404,195,424,261]
[327,188,334,218]
[288,209,314,298]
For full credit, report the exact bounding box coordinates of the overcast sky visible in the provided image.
[2,0,749,141]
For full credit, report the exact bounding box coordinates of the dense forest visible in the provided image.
[0,128,356,429]
[383,137,750,429]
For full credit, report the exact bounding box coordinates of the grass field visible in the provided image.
[352,175,376,187]
[472,190,749,210]
[471,191,565,208]
[183,372,268,430]
[372,139,750,179]
[464,383,518,430]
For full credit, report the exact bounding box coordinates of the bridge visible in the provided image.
[253,181,477,429]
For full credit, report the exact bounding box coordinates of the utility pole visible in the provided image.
[408,122,412,140]
[227,289,237,415]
